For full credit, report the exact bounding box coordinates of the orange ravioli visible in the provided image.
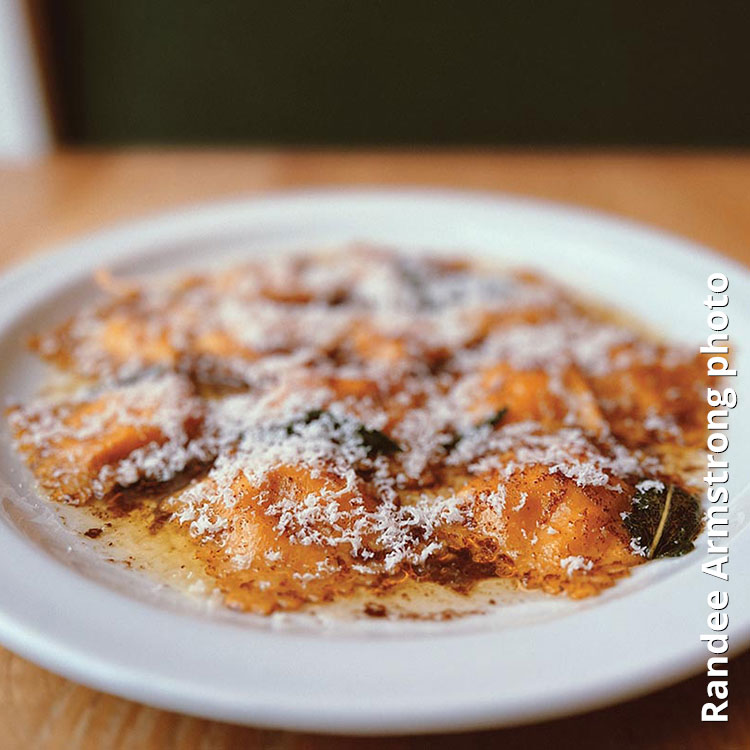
[474,363,606,433]
[589,352,708,447]
[9,374,213,504]
[438,466,637,599]
[8,248,705,617]
[170,465,381,614]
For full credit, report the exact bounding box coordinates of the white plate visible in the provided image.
[0,189,748,734]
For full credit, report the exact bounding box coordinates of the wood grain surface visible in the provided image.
[0,149,747,750]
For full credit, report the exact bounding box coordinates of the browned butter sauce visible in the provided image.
[7,250,707,620]
[56,493,528,621]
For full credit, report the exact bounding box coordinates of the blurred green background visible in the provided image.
[45,1,750,146]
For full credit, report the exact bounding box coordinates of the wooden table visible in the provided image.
[0,150,747,750]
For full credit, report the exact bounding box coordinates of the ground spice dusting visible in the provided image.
[7,247,706,617]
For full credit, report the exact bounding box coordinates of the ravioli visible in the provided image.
[9,374,214,505]
[8,248,706,616]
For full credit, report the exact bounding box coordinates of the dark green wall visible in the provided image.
[47,1,750,146]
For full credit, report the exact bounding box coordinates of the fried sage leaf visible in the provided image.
[443,406,509,452]
[482,407,509,428]
[285,409,325,435]
[284,410,402,457]
[624,483,703,559]
[356,425,402,456]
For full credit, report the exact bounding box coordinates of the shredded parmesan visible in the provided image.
[9,247,706,611]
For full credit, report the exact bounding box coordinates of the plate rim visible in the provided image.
[0,186,748,734]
